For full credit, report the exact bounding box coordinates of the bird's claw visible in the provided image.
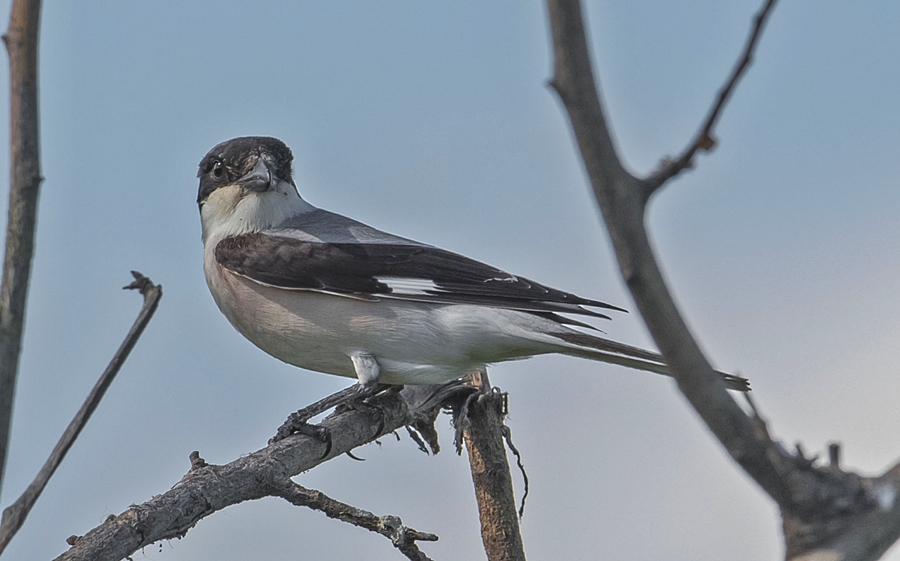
[336,397,386,438]
[270,413,333,458]
[269,382,387,458]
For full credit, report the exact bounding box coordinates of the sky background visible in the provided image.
[0,1,898,560]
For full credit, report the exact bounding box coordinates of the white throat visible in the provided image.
[200,180,315,245]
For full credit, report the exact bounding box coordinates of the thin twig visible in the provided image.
[500,425,529,519]
[0,272,162,553]
[0,0,43,498]
[272,480,438,561]
[645,0,777,194]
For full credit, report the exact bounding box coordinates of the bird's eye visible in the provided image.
[212,161,224,178]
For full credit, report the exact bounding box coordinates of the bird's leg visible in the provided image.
[270,354,387,452]
[270,382,384,445]
[337,354,390,437]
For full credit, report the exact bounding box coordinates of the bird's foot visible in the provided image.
[335,391,394,439]
[269,382,388,457]
[270,408,333,457]
[271,409,329,441]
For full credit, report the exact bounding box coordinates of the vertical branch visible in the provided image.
[462,371,525,561]
[0,0,43,495]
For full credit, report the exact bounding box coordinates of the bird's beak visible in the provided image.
[237,158,273,193]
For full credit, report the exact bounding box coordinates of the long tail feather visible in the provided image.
[554,331,750,392]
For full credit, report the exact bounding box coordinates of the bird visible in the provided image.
[197,136,747,438]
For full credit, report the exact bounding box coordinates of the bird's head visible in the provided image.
[197,136,313,242]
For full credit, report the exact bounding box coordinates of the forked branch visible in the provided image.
[272,480,438,561]
[547,0,787,503]
[52,383,468,561]
[546,0,900,558]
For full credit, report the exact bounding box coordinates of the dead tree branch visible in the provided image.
[547,0,787,505]
[271,480,438,561]
[546,0,900,559]
[460,371,526,561]
[0,272,162,554]
[0,0,42,497]
[645,0,777,193]
[52,383,469,561]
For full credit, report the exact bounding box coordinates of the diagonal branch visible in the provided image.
[0,272,162,554]
[546,0,790,507]
[52,383,469,561]
[0,0,43,499]
[271,480,438,561]
[644,0,777,194]
[546,0,900,558]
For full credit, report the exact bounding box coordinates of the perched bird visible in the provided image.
[197,136,747,434]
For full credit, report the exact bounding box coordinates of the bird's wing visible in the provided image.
[214,209,624,319]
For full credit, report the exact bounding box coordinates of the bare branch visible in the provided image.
[545,0,637,204]
[547,0,789,507]
[272,481,438,561]
[52,383,467,561]
[547,0,900,558]
[460,371,525,561]
[645,0,778,194]
[0,272,162,553]
[0,0,42,498]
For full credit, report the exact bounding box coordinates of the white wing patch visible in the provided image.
[376,277,439,295]
[487,275,519,283]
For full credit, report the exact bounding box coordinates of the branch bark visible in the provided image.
[461,371,526,561]
[52,382,469,561]
[0,0,42,498]
[547,0,788,506]
[645,0,777,193]
[271,479,438,561]
[0,272,162,554]
[545,0,900,559]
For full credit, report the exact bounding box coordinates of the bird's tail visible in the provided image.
[552,331,750,392]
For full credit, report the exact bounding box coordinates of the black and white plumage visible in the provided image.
[198,136,748,391]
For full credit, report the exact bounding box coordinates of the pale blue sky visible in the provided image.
[1,1,899,560]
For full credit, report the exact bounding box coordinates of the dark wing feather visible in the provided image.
[215,232,625,318]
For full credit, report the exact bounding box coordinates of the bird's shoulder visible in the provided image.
[268,208,426,247]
